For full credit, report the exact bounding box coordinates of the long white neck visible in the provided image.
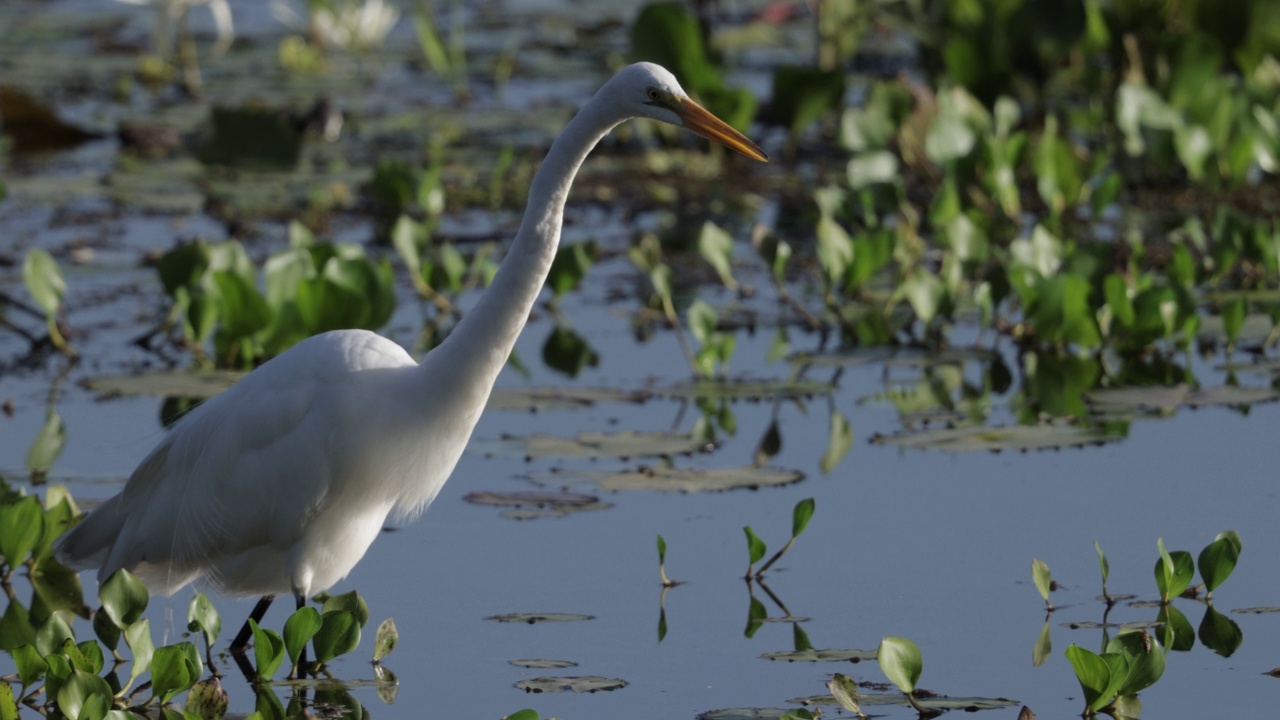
[419,94,622,404]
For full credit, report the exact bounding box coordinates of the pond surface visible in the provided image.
[3,2,1280,719]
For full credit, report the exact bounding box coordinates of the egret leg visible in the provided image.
[295,594,309,673]
[230,595,275,653]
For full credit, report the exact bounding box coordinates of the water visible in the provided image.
[4,1,1280,718]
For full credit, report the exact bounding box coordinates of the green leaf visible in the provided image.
[34,613,74,657]
[819,410,853,474]
[1031,558,1052,602]
[1096,540,1110,597]
[186,593,221,649]
[877,636,923,693]
[22,248,67,318]
[184,677,228,720]
[1154,539,1194,602]
[212,270,272,340]
[770,65,845,135]
[790,498,815,539]
[697,221,737,290]
[502,711,540,720]
[1103,274,1135,328]
[903,269,945,325]
[1065,644,1121,712]
[125,619,154,687]
[99,569,148,628]
[0,682,16,720]
[1033,620,1052,667]
[373,618,398,662]
[1198,531,1241,594]
[743,526,766,565]
[547,241,597,298]
[283,607,322,668]
[1106,631,1165,696]
[656,535,667,564]
[1156,604,1195,652]
[91,609,119,652]
[1221,297,1247,348]
[25,407,67,477]
[320,590,369,626]
[0,495,44,568]
[815,216,853,287]
[150,644,199,704]
[826,673,862,714]
[250,620,285,681]
[13,643,47,693]
[743,596,767,639]
[56,670,112,720]
[312,611,361,664]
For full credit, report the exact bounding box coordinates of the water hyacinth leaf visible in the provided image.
[185,593,221,655]
[1198,531,1241,594]
[744,527,766,565]
[903,269,945,326]
[91,610,119,652]
[74,640,104,675]
[312,611,361,664]
[698,221,737,290]
[125,619,154,686]
[56,669,112,720]
[22,248,66,319]
[250,620,285,681]
[826,673,862,714]
[876,637,922,694]
[1106,631,1165,696]
[1104,274,1135,328]
[503,711,540,720]
[100,569,148,629]
[556,465,804,494]
[819,411,853,474]
[1096,540,1111,598]
[283,606,322,667]
[184,677,228,720]
[1031,559,1052,603]
[35,613,74,657]
[13,644,46,693]
[150,644,200,704]
[42,654,70,706]
[1064,644,1120,713]
[815,216,853,287]
[1221,297,1247,348]
[484,613,594,624]
[0,683,15,720]
[1154,540,1194,602]
[1198,605,1243,657]
[373,618,398,662]
[25,409,66,477]
[321,590,369,626]
[0,495,44,569]
[791,499,815,539]
[56,638,93,674]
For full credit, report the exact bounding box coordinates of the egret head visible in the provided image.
[605,62,768,162]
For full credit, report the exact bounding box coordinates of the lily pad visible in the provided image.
[1086,384,1279,414]
[484,613,594,624]
[515,676,627,693]
[655,378,833,402]
[82,370,243,399]
[545,465,805,493]
[1231,606,1280,614]
[697,709,792,720]
[509,659,578,669]
[488,386,649,411]
[869,422,1123,452]
[795,692,1018,710]
[476,430,710,459]
[760,648,876,663]
[461,491,611,519]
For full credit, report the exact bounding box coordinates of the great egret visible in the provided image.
[57,62,767,651]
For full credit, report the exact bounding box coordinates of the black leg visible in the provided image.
[230,595,275,653]
[294,593,309,673]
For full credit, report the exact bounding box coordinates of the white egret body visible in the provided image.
[58,63,766,635]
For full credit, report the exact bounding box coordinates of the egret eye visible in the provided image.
[646,88,661,101]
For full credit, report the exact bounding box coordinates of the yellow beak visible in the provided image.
[674,98,769,162]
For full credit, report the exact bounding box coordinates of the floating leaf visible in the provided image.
[552,465,804,494]
[509,659,577,669]
[100,569,148,629]
[479,431,707,459]
[760,648,876,663]
[514,676,627,693]
[485,613,593,624]
[871,423,1122,452]
[826,673,862,714]
[82,370,242,399]
[462,490,611,520]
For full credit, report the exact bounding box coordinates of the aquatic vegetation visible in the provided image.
[743,498,815,580]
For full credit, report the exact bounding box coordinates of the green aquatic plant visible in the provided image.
[21,248,73,356]
[1064,630,1166,717]
[1031,558,1054,611]
[742,498,815,580]
[877,636,940,718]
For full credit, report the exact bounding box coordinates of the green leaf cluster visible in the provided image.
[156,230,395,368]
